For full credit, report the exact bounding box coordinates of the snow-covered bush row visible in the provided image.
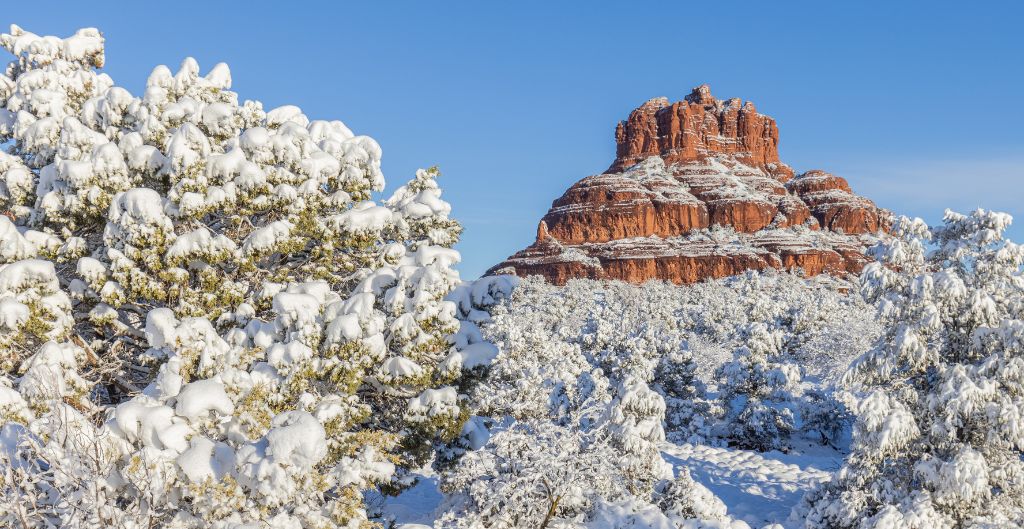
[0,25,501,528]
[432,270,879,527]
[800,209,1024,529]
[473,271,879,450]
[435,387,746,529]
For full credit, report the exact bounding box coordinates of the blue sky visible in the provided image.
[7,1,1023,278]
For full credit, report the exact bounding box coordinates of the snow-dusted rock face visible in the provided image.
[491,85,891,285]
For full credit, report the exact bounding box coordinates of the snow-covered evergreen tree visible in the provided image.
[437,412,630,529]
[801,210,1024,529]
[608,376,673,494]
[654,346,714,445]
[715,322,802,452]
[0,25,493,528]
[655,468,729,525]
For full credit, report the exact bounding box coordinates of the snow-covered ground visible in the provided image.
[377,440,841,529]
[372,472,445,527]
[662,442,838,528]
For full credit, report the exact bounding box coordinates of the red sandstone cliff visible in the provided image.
[609,85,793,180]
[489,85,890,286]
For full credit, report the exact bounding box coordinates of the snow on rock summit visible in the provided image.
[489,85,892,285]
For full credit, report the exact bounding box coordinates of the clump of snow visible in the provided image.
[174,379,234,420]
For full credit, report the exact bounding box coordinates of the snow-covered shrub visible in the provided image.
[0,402,125,527]
[437,412,633,528]
[801,210,1024,529]
[655,468,729,525]
[715,323,801,452]
[797,388,851,449]
[469,276,614,423]
[0,25,495,528]
[655,346,715,444]
[586,498,677,529]
[609,377,674,494]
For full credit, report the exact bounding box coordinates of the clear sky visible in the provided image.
[6,1,1023,278]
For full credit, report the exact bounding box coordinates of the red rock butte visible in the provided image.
[489,85,891,285]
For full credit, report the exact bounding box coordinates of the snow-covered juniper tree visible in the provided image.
[437,412,631,529]
[655,467,729,526]
[608,376,674,495]
[801,210,1024,529]
[654,345,715,445]
[0,25,497,528]
[715,322,801,452]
